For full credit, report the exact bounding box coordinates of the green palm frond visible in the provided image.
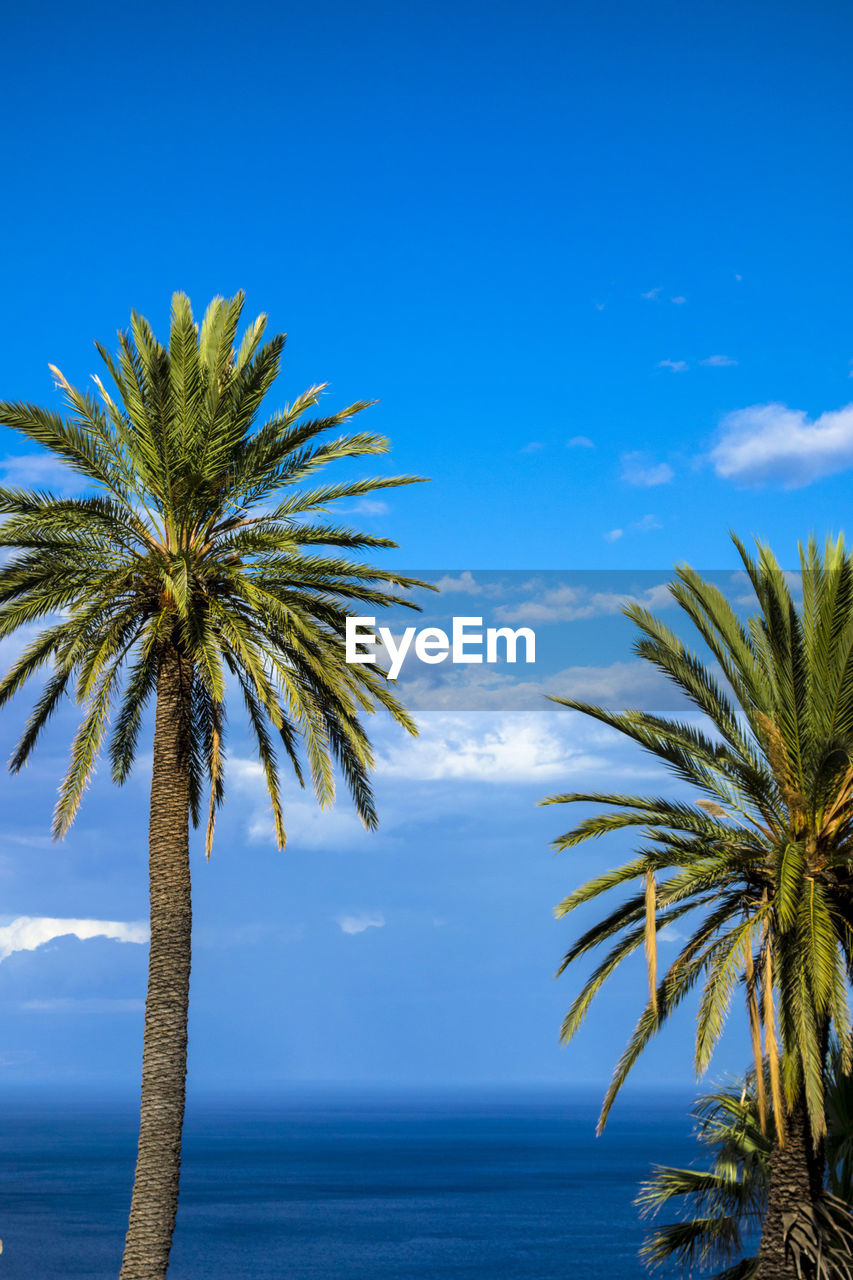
[638,1078,770,1278]
[548,536,853,1139]
[0,291,430,852]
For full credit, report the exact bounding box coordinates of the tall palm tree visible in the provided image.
[0,292,427,1279]
[543,537,853,1279]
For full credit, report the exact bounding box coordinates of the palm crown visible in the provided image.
[0,291,425,851]
[545,537,853,1142]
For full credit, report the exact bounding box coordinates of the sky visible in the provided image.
[1,0,853,1107]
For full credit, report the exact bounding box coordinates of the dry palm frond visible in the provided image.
[763,931,786,1148]
[645,868,658,1016]
[744,933,768,1136]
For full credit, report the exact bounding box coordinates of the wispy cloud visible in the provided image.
[0,622,48,674]
[520,441,544,454]
[620,451,674,486]
[347,498,390,516]
[671,296,686,305]
[658,926,685,944]
[606,514,661,541]
[701,354,738,368]
[0,454,86,493]
[231,761,370,849]
[710,402,853,488]
[727,567,802,607]
[657,359,689,373]
[247,799,368,850]
[378,659,688,715]
[567,435,595,449]
[336,913,385,935]
[641,287,661,301]
[21,998,144,1013]
[0,917,149,963]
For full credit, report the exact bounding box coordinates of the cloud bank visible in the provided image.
[494,580,671,624]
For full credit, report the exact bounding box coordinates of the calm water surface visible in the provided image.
[0,1089,700,1278]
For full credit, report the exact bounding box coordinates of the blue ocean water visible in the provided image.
[0,1088,701,1278]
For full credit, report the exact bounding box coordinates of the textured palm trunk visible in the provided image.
[120,649,193,1280]
[755,1098,825,1280]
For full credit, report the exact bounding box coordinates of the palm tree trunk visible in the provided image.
[120,648,193,1280]
[755,1098,825,1280]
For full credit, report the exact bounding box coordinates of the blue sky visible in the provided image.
[1,0,852,1107]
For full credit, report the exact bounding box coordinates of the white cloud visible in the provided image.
[374,707,676,784]
[433,570,482,594]
[594,302,606,312]
[567,435,595,449]
[620,452,675,487]
[671,296,687,305]
[520,442,544,454]
[376,714,602,783]
[336,913,385,936]
[657,359,689,373]
[430,572,506,598]
[604,528,623,542]
[0,916,149,963]
[710,402,853,487]
[494,580,672,624]
[642,287,661,301]
[701,354,738,368]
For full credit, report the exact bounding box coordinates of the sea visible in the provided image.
[0,1088,702,1279]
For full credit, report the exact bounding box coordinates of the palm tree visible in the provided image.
[543,537,853,1278]
[0,292,427,1279]
[639,1078,771,1279]
[638,1063,853,1279]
